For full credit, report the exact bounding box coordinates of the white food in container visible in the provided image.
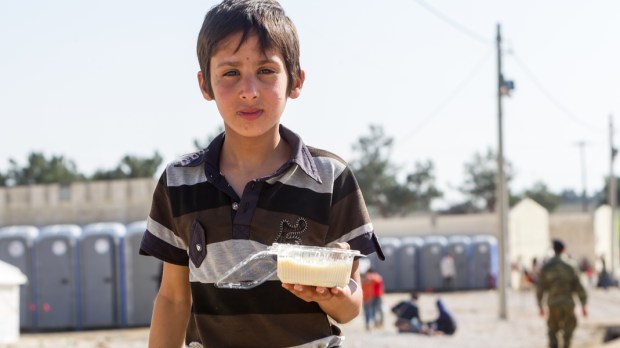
[275,244,359,288]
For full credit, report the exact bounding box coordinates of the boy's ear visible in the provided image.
[288,70,305,99]
[197,71,214,101]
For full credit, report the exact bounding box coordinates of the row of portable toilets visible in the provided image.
[367,235,499,293]
[0,223,499,332]
[0,222,161,332]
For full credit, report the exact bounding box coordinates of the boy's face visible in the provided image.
[198,31,303,139]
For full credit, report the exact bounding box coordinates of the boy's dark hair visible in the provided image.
[552,239,565,254]
[197,0,301,98]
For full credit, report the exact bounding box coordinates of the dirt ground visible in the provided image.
[6,287,620,348]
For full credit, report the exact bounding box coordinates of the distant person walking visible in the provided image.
[361,270,376,331]
[361,268,385,330]
[440,252,456,290]
[370,269,385,328]
[536,239,588,348]
[530,257,541,284]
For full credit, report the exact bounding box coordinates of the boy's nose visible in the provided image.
[239,77,259,99]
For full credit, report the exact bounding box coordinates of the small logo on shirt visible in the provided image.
[274,217,307,244]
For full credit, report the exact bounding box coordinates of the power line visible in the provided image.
[413,0,603,134]
[413,0,492,47]
[510,52,604,134]
[398,48,494,142]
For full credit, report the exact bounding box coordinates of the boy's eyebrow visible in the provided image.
[214,57,279,68]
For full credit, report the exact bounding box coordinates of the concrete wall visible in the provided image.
[373,213,496,237]
[374,201,604,270]
[0,178,157,227]
[374,199,551,266]
[549,211,594,266]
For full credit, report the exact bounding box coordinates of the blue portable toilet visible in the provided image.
[0,225,39,331]
[419,236,448,292]
[35,224,81,330]
[470,235,499,289]
[446,235,472,290]
[123,220,162,327]
[79,222,126,329]
[369,237,401,292]
[396,236,424,292]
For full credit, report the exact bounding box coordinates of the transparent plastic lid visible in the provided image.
[215,249,277,289]
[215,243,361,290]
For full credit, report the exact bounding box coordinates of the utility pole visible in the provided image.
[574,141,589,212]
[610,115,618,282]
[496,23,509,320]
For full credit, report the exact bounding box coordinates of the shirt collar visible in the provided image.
[280,125,322,183]
[175,125,322,184]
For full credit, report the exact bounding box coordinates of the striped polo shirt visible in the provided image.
[140,125,384,348]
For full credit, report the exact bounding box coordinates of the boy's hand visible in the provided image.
[282,241,353,302]
[327,241,351,250]
[281,283,351,303]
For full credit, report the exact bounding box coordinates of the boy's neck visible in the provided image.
[220,128,291,177]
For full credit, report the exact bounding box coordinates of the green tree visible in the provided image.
[459,148,515,212]
[440,200,481,215]
[522,182,561,212]
[6,152,84,186]
[194,125,225,150]
[350,125,401,216]
[597,176,620,206]
[91,151,163,180]
[405,160,443,211]
[559,189,581,204]
[0,171,7,186]
[350,124,441,216]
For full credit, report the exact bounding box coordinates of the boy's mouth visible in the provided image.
[238,108,262,120]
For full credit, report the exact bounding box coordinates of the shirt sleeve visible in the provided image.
[326,165,384,260]
[572,266,588,306]
[139,170,189,266]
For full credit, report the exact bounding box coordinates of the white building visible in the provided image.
[0,260,27,344]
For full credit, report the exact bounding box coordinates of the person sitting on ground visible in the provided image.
[428,298,457,335]
[391,292,429,334]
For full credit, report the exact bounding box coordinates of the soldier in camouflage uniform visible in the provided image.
[536,239,588,348]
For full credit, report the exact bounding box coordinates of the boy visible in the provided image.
[139,1,384,347]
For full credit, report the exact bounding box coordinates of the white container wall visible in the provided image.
[0,260,27,344]
[593,205,612,273]
[509,198,550,271]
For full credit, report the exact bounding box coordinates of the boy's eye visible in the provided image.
[223,70,239,77]
[259,68,275,74]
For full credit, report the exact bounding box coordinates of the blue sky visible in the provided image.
[1,0,619,207]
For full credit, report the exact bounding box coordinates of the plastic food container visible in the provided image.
[216,243,361,289]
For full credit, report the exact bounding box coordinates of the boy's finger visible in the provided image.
[326,242,350,250]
